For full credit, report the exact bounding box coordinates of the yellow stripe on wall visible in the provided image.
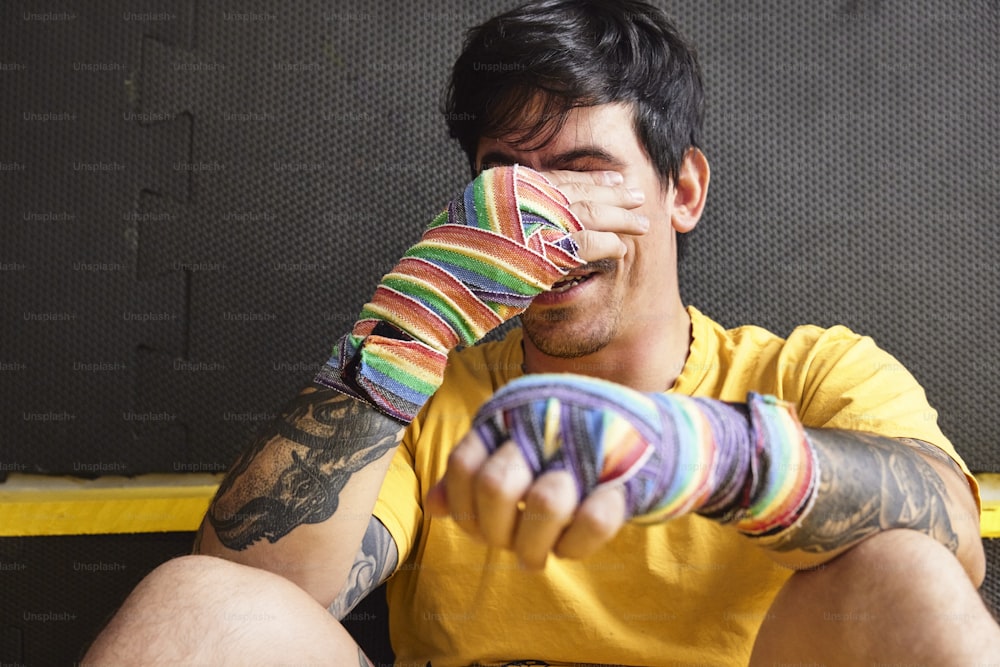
[979,473,1000,539]
[1,472,999,538]
[0,473,222,536]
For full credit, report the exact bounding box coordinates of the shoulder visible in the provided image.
[688,307,934,429]
[694,305,887,376]
[705,309,868,359]
[777,322,902,387]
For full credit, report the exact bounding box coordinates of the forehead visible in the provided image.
[475,102,640,171]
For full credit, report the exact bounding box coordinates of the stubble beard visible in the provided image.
[519,291,624,359]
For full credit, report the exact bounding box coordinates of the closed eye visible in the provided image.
[477,150,519,173]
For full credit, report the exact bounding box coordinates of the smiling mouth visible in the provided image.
[548,259,617,293]
[550,273,595,292]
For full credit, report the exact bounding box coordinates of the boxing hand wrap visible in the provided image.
[315,166,584,423]
[472,374,820,539]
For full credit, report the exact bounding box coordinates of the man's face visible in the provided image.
[475,102,680,360]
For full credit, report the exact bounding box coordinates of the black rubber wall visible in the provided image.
[3,1,998,477]
[1,1,997,664]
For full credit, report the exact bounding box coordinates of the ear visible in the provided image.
[670,148,710,234]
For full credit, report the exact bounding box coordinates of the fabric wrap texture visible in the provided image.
[315,165,584,422]
[473,373,818,536]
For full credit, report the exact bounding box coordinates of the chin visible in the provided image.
[520,312,617,360]
[520,272,625,360]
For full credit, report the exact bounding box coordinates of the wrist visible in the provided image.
[726,394,819,538]
[314,323,446,424]
[681,393,819,538]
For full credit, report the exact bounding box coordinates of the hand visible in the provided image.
[315,165,649,423]
[539,168,650,263]
[424,372,768,569]
[426,430,628,570]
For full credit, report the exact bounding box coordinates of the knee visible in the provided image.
[129,554,263,607]
[142,553,258,587]
[781,529,973,605]
[89,555,296,643]
[129,553,329,621]
[85,555,351,664]
[141,553,232,584]
[764,530,964,628]
[754,530,1000,662]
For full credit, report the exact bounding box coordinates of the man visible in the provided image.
[85,1,999,665]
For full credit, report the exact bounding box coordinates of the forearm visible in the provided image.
[195,383,404,606]
[194,167,594,603]
[757,430,984,583]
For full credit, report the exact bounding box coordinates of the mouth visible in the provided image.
[533,260,615,306]
[549,271,597,293]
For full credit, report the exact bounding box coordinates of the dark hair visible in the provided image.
[445,0,704,188]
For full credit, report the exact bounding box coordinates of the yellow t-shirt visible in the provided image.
[372,306,976,667]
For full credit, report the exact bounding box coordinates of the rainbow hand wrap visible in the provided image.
[315,166,584,423]
[472,374,819,537]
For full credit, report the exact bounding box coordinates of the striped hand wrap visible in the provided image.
[473,374,819,537]
[315,166,584,423]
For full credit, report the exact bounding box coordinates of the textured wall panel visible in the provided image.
[1,0,997,663]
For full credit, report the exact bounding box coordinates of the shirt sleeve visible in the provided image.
[779,324,980,509]
[372,424,423,569]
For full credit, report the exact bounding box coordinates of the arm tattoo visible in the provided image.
[765,432,961,554]
[206,385,404,550]
[329,516,399,620]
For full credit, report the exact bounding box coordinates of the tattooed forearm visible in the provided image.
[205,385,404,551]
[763,432,960,555]
[329,517,399,620]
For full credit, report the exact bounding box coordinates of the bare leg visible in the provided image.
[751,529,1000,666]
[82,555,371,667]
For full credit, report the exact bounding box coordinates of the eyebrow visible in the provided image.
[478,146,627,172]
